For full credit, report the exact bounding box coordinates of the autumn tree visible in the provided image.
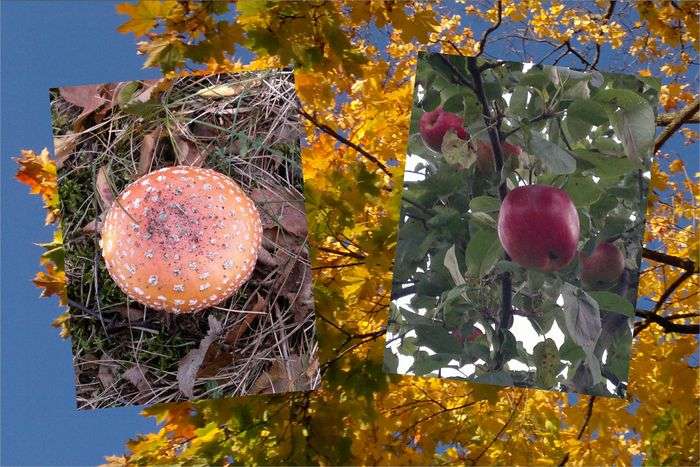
[17,0,698,465]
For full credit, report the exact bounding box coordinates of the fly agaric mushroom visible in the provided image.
[100,166,262,314]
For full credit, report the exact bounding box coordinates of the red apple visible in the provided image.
[475,139,522,174]
[419,107,468,152]
[580,242,625,286]
[497,185,580,272]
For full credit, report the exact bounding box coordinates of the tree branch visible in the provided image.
[298,107,392,177]
[656,111,700,126]
[311,261,365,270]
[558,396,596,466]
[475,0,503,57]
[652,269,695,314]
[466,56,512,370]
[603,0,617,20]
[654,97,700,153]
[565,40,594,69]
[642,247,696,272]
[316,245,366,260]
[635,309,699,335]
[436,54,475,93]
[635,249,698,335]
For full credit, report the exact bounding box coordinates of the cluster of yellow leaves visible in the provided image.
[14,149,68,316]
[637,0,700,50]
[633,0,699,129]
[14,0,698,465]
[659,82,697,112]
[468,0,627,48]
[644,158,699,260]
[15,148,60,224]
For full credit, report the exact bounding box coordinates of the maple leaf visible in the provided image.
[14,148,60,224]
[116,0,183,36]
[33,258,67,305]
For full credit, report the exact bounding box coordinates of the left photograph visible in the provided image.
[52,70,319,409]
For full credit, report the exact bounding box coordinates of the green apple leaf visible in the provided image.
[594,89,655,166]
[469,195,500,213]
[524,130,577,175]
[560,283,602,355]
[465,228,504,278]
[533,338,560,389]
[444,244,466,286]
[588,291,635,317]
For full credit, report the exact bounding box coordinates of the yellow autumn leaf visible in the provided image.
[669,159,685,173]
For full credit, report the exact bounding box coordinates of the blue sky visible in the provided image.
[1,2,159,465]
[1,1,697,465]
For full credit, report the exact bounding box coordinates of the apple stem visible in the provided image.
[467,57,513,370]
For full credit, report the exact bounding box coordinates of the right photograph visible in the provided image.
[385,52,659,398]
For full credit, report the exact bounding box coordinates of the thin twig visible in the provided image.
[635,308,699,336]
[557,396,597,466]
[475,0,503,57]
[298,107,392,177]
[469,392,525,465]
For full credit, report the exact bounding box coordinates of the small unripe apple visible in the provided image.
[475,139,522,174]
[452,327,484,345]
[497,185,580,272]
[580,242,625,286]
[466,327,484,342]
[419,107,468,152]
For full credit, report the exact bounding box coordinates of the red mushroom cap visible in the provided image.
[100,166,262,314]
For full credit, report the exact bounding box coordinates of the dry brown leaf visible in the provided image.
[138,127,163,176]
[59,84,107,122]
[251,355,315,394]
[195,343,232,379]
[286,265,314,323]
[173,135,206,167]
[111,79,161,110]
[132,79,161,103]
[263,227,312,302]
[224,294,267,347]
[53,133,79,168]
[123,364,149,393]
[96,166,115,210]
[98,362,117,388]
[117,305,146,322]
[275,120,303,146]
[251,187,308,237]
[81,212,105,235]
[190,121,220,140]
[305,355,320,384]
[198,296,268,378]
[262,228,299,267]
[256,246,278,267]
[177,315,223,398]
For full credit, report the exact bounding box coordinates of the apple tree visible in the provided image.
[387,52,658,397]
